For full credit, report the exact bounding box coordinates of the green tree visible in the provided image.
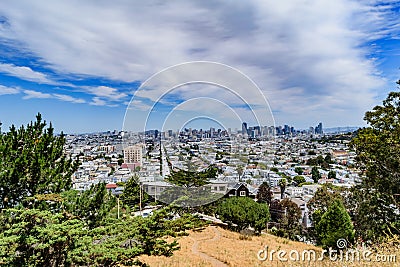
[328,170,336,179]
[0,114,79,208]
[0,207,206,266]
[293,175,306,185]
[324,153,333,164]
[161,165,221,209]
[315,200,354,248]
[350,87,400,241]
[278,198,302,240]
[0,208,89,267]
[216,197,270,234]
[166,165,217,188]
[63,183,116,229]
[311,166,321,183]
[278,178,287,199]
[294,167,303,175]
[269,199,283,222]
[120,175,149,210]
[270,167,279,173]
[256,182,273,205]
[307,185,343,228]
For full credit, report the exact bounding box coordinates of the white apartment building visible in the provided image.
[123,144,143,168]
[302,184,321,196]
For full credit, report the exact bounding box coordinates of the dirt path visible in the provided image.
[191,226,228,267]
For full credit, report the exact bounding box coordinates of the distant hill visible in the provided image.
[323,126,361,134]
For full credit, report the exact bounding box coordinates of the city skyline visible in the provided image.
[0,1,399,133]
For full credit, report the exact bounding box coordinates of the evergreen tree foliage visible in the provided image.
[120,175,149,210]
[294,167,303,175]
[350,85,400,241]
[166,165,217,188]
[216,197,270,234]
[0,208,89,267]
[0,207,206,266]
[315,200,354,248]
[0,113,78,208]
[293,175,306,185]
[311,166,321,183]
[62,183,117,229]
[161,165,222,208]
[328,170,336,179]
[256,182,273,205]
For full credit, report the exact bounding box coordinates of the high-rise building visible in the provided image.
[242,122,248,135]
[284,124,290,135]
[123,144,143,169]
[315,122,323,134]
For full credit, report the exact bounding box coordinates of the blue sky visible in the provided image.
[0,1,399,133]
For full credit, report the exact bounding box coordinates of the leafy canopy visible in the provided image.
[350,85,400,241]
[0,113,78,208]
[315,200,354,248]
[216,197,270,234]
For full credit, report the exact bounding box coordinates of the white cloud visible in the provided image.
[0,0,399,128]
[0,63,62,85]
[83,86,127,101]
[0,85,19,95]
[22,89,86,105]
[128,99,152,111]
[89,97,107,106]
[53,93,85,104]
[23,89,52,99]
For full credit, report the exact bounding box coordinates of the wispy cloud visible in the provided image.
[23,89,52,99]
[53,93,85,104]
[0,63,63,85]
[23,89,85,104]
[0,0,399,128]
[89,97,107,106]
[83,86,127,101]
[0,85,19,95]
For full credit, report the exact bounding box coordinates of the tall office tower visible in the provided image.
[315,122,323,134]
[284,124,290,135]
[254,126,261,137]
[276,126,282,135]
[242,122,248,135]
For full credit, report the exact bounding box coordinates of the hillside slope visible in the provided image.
[139,225,399,267]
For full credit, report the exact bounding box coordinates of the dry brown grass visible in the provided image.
[138,225,400,267]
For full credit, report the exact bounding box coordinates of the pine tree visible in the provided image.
[0,113,78,209]
[120,175,149,210]
[311,166,321,183]
[63,183,116,228]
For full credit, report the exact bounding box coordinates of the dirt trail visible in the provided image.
[191,226,228,267]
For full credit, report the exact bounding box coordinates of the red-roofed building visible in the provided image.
[106,183,117,190]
